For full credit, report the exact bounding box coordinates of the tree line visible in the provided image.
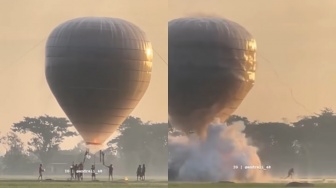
[168,108,336,177]
[1,108,336,177]
[225,108,336,177]
[0,116,168,176]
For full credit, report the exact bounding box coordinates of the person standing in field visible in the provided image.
[74,164,78,180]
[38,164,44,180]
[70,162,74,180]
[91,164,96,180]
[78,162,84,181]
[137,165,142,181]
[103,164,114,181]
[141,164,146,181]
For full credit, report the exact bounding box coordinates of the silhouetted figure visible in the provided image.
[91,164,96,180]
[78,152,87,181]
[70,162,74,180]
[38,164,44,180]
[286,168,294,179]
[78,162,84,181]
[137,165,142,181]
[104,164,113,181]
[74,164,78,180]
[141,164,146,181]
[84,150,88,162]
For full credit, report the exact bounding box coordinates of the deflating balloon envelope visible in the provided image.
[45,17,152,148]
[168,17,257,138]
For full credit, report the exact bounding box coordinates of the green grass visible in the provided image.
[0,180,167,188]
[168,182,336,188]
[2,180,336,188]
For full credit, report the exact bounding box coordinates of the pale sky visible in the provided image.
[0,0,167,153]
[169,0,336,123]
[2,0,336,153]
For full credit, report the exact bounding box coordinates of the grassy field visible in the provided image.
[2,181,336,188]
[3,181,335,188]
[168,182,336,188]
[0,180,167,188]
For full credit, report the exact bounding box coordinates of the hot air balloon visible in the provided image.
[45,17,152,151]
[168,17,256,139]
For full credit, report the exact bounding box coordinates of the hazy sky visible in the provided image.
[2,0,336,153]
[0,0,167,152]
[169,0,336,122]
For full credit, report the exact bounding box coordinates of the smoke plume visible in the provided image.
[168,121,271,182]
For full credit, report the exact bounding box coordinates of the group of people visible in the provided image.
[69,161,114,181]
[37,150,146,182]
[70,162,85,181]
[136,164,146,181]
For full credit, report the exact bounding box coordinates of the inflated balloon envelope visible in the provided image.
[168,17,257,139]
[45,17,153,151]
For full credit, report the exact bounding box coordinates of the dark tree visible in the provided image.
[2,132,33,174]
[11,115,78,166]
[226,115,250,126]
[291,108,336,175]
[227,108,336,177]
[107,116,168,175]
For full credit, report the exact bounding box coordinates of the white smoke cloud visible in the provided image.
[168,121,272,182]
